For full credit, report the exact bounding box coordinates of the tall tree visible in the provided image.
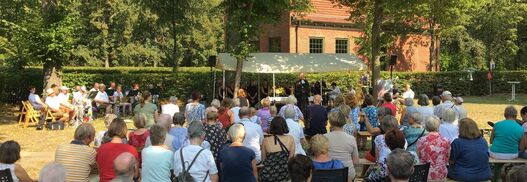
[224,0,310,97]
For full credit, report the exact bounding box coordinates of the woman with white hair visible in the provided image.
[439,108,459,143]
[278,95,304,122]
[219,124,258,182]
[400,97,418,127]
[161,96,179,118]
[417,116,450,180]
[206,99,221,114]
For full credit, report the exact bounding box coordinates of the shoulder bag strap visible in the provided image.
[180,147,186,172]
[407,128,426,148]
[186,148,205,171]
[274,135,290,154]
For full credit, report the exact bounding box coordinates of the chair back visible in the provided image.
[312,167,348,182]
[408,163,430,182]
[0,169,13,182]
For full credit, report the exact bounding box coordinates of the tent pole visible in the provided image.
[257,74,260,103]
[273,73,276,98]
[223,69,226,99]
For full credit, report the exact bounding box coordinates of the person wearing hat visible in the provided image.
[58,86,77,122]
[434,91,455,120]
[39,88,69,130]
[453,97,467,120]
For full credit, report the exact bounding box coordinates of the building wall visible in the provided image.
[259,14,291,53]
[289,26,363,54]
[388,35,432,72]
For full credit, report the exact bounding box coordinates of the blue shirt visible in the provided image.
[313,159,344,170]
[219,146,256,182]
[490,119,524,154]
[364,106,378,128]
[169,127,188,151]
[142,146,174,182]
[448,137,491,181]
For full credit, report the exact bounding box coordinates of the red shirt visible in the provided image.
[96,143,139,182]
[218,109,232,129]
[381,102,397,116]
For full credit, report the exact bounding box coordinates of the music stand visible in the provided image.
[507,81,520,101]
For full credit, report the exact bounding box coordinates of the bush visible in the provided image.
[0,66,525,103]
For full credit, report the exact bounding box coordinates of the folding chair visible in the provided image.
[17,101,27,126]
[312,167,348,182]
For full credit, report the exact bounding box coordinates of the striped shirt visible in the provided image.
[55,143,96,182]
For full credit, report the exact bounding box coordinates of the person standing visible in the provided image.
[247,80,258,107]
[294,73,309,115]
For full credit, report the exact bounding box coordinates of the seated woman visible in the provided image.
[0,141,33,182]
[169,112,188,151]
[257,98,272,132]
[219,124,258,182]
[448,118,491,181]
[324,111,360,180]
[310,134,344,170]
[128,114,150,152]
[204,111,227,160]
[288,154,314,182]
[403,112,426,156]
[438,108,459,143]
[134,91,158,128]
[260,117,296,181]
[185,91,206,123]
[141,125,173,182]
[366,116,406,182]
[490,106,524,159]
[278,95,304,122]
[417,116,450,181]
[400,98,418,127]
[218,98,235,129]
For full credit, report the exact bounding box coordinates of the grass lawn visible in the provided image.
[0,93,525,179]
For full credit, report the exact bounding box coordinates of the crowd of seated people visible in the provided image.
[10,83,527,182]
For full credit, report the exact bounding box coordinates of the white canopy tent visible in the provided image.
[216,53,367,98]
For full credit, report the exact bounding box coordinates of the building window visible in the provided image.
[268,37,281,52]
[309,38,324,53]
[335,39,348,53]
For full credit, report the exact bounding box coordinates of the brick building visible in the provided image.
[256,0,436,72]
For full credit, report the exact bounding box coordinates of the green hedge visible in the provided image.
[0,66,525,103]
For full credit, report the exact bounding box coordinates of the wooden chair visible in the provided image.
[19,101,56,128]
[312,167,349,182]
[0,168,13,182]
[17,101,27,125]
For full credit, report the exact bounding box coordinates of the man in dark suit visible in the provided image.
[294,73,310,115]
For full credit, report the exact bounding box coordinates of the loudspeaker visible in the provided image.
[208,56,217,67]
[389,55,397,66]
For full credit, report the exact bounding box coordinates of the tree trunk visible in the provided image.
[233,57,244,98]
[371,0,383,101]
[171,0,178,73]
[43,62,62,93]
[429,26,436,71]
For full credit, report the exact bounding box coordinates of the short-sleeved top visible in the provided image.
[305,104,328,136]
[278,104,304,122]
[185,103,206,123]
[364,106,379,128]
[350,107,360,127]
[231,107,241,122]
[381,102,397,116]
[95,91,110,103]
[145,134,175,152]
[448,137,491,182]
[219,146,257,182]
[204,124,227,159]
[439,123,459,143]
[312,159,345,170]
[403,126,426,152]
[0,163,18,182]
[134,103,158,128]
[285,118,306,155]
[161,103,179,118]
[169,127,189,151]
[416,132,450,180]
[218,110,232,129]
[45,95,61,110]
[324,131,359,179]
[241,118,264,162]
[142,146,174,182]
[174,145,218,182]
[490,119,524,154]
[416,106,434,124]
[128,130,150,149]
[96,143,140,182]
[257,107,272,132]
[28,93,44,109]
[434,101,454,119]
[55,143,96,182]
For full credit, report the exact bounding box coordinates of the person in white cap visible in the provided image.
[57,86,71,105]
[94,84,113,114]
[39,88,69,129]
[453,97,467,121]
[434,91,455,120]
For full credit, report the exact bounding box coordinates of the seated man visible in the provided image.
[40,88,69,129]
[387,149,415,182]
[111,152,138,182]
[55,123,97,182]
[28,86,48,128]
[57,86,77,122]
[94,84,113,114]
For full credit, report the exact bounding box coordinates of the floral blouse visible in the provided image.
[416,132,450,180]
[204,123,227,159]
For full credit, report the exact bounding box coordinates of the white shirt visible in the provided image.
[94,91,110,104]
[453,105,468,121]
[439,122,459,143]
[416,106,434,125]
[161,103,180,118]
[173,145,218,182]
[402,89,415,99]
[45,95,61,110]
[57,93,70,104]
[285,118,306,155]
[145,134,175,152]
[240,118,264,163]
[28,93,43,109]
[231,107,241,123]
